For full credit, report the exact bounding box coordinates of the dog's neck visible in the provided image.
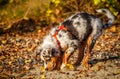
[52,25,68,51]
[58,25,68,30]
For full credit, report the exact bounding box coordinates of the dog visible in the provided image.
[37,25,79,70]
[37,9,115,70]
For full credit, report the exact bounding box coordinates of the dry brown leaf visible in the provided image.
[105,26,116,32]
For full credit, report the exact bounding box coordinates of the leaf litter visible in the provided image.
[0,18,120,79]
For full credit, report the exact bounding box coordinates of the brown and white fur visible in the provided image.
[37,9,114,70]
[37,26,79,70]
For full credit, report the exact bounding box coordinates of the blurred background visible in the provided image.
[0,0,120,32]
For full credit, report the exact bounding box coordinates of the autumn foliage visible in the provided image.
[0,0,120,79]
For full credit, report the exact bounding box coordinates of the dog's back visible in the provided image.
[62,9,114,41]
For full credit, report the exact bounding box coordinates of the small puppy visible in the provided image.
[37,26,79,70]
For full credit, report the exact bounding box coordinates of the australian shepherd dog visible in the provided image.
[37,9,114,70]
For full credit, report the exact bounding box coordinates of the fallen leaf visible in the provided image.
[2,40,7,44]
[25,59,31,63]
[0,56,6,60]
[41,66,45,72]
[66,64,74,70]
[105,26,116,32]
[41,74,45,79]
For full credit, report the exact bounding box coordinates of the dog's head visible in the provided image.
[37,47,61,70]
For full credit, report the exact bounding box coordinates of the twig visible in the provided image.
[23,7,31,18]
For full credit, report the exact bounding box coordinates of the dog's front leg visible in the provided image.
[61,47,75,69]
[60,52,70,69]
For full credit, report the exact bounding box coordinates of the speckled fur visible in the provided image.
[61,9,114,53]
[37,9,114,70]
[60,9,114,68]
[37,26,79,70]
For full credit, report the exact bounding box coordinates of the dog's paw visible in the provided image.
[60,63,66,69]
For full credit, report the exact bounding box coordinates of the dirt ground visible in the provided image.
[0,20,120,79]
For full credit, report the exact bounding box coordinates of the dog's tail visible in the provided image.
[96,9,115,28]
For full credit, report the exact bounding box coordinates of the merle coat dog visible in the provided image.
[37,9,114,70]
